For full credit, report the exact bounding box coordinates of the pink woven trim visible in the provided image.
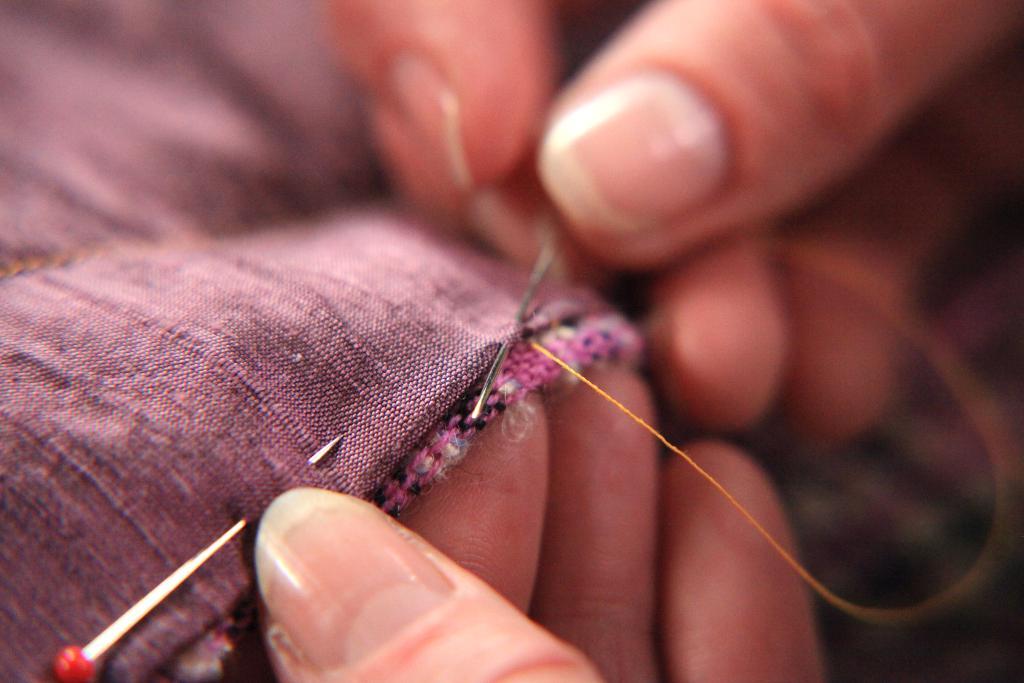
[375,311,643,515]
[168,311,642,680]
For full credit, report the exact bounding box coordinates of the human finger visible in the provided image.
[531,368,659,682]
[649,238,787,430]
[330,0,556,212]
[778,127,972,441]
[257,488,601,683]
[781,243,900,442]
[538,0,1024,265]
[654,46,1022,440]
[401,395,549,609]
[466,168,616,290]
[660,441,824,682]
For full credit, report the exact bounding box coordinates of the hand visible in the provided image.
[255,370,823,682]
[330,1,1024,440]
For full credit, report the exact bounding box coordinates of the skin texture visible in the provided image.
[331,0,1024,439]
[532,370,659,681]
[648,240,788,430]
[660,441,823,683]
[402,395,551,610]
[257,371,825,682]
[273,2,1024,680]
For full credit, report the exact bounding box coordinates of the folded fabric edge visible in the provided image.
[162,309,643,682]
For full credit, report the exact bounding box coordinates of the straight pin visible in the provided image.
[53,520,247,683]
[308,435,343,465]
[469,229,557,421]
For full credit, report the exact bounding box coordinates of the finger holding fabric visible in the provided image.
[660,441,824,682]
[254,441,826,682]
[255,488,601,683]
[396,368,663,681]
[400,395,550,610]
[532,368,660,682]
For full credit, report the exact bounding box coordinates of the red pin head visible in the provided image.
[53,646,94,683]
[50,520,246,682]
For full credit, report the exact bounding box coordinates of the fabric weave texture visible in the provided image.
[0,2,633,680]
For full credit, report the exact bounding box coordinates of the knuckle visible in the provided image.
[758,0,884,140]
[542,593,652,637]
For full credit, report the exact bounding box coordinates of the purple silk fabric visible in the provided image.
[0,2,616,681]
[1,215,596,682]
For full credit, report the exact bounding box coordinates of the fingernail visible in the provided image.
[389,54,473,190]
[256,488,452,672]
[539,72,727,233]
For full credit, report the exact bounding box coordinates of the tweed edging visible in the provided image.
[163,310,642,681]
[375,310,642,515]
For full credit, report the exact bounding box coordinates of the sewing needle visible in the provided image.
[469,234,557,421]
[53,519,247,683]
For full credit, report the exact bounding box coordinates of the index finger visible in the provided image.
[660,441,824,682]
[331,0,557,212]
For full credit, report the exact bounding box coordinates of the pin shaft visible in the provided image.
[308,435,343,465]
[81,520,246,661]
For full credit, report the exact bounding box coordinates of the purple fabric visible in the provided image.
[0,0,376,259]
[0,215,614,682]
[378,313,643,515]
[0,2,631,681]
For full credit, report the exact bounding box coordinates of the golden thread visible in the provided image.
[0,252,78,279]
[0,236,214,281]
[532,285,1017,625]
[5,226,1015,624]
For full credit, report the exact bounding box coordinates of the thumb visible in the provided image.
[538,0,1023,266]
[256,488,600,683]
